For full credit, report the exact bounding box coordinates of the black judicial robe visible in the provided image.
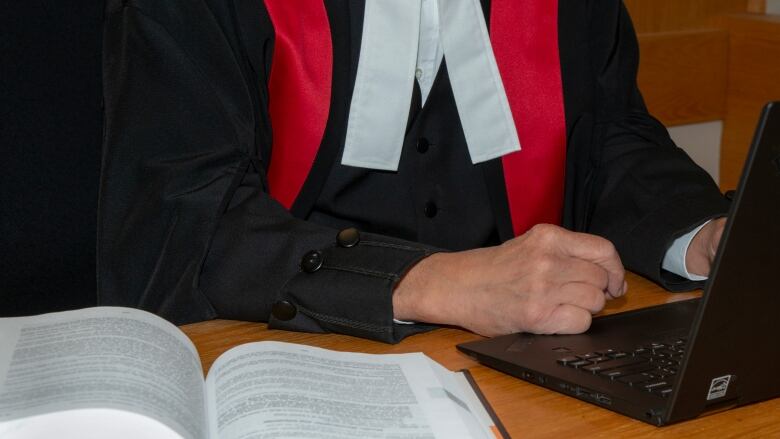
[100,0,729,342]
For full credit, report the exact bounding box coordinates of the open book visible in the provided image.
[0,307,506,439]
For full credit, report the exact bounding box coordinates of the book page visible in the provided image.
[205,341,490,439]
[0,408,183,439]
[431,364,503,439]
[0,307,207,439]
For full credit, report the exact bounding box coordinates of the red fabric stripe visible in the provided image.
[491,0,567,236]
[264,0,332,209]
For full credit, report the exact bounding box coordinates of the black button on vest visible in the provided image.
[336,228,360,248]
[424,201,438,218]
[300,250,324,272]
[416,137,430,153]
[271,300,298,321]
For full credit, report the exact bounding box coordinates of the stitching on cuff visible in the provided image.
[320,264,399,280]
[297,305,391,333]
[359,240,430,252]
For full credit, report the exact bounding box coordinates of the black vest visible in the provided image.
[310,63,500,251]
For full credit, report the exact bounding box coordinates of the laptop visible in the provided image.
[457,101,780,426]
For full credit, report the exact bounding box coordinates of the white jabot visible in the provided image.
[341,0,521,171]
[416,0,443,105]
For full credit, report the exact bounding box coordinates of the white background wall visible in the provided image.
[668,121,722,185]
[767,0,780,14]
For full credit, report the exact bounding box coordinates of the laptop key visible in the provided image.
[600,364,654,380]
[662,367,678,375]
[583,359,635,373]
[653,387,675,398]
[617,372,655,385]
[600,369,627,379]
[556,356,580,365]
[656,359,677,367]
[596,348,618,356]
[568,360,592,368]
[583,364,609,373]
[593,356,645,371]
[641,380,671,391]
[657,349,677,357]
[577,352,601,360]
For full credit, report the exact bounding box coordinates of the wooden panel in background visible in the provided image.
[625,0,758,33]
[637,30,729,126]
[718,14,780,189]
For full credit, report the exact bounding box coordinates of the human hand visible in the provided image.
[685,217,727,277]
[392,224,626,337]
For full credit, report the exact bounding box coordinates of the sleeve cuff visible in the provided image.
[662,220,710,281]
[268,228,438,343]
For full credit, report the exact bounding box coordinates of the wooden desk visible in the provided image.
[181,273,780,438]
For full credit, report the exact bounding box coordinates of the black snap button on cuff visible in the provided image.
[272,300,297,321]
[301,250,324,273]
[424,201,438,218]
[416,137,430,154]
[336,228,360,248]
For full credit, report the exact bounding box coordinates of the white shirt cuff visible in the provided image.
[661,220,711,281]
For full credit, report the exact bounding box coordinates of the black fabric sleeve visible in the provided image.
[583,2,730,290]
[99,0,436,342]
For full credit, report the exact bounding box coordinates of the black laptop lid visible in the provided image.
[667,102,780,422]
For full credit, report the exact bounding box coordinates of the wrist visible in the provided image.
[686,217,727,276]
[392,252,459,324]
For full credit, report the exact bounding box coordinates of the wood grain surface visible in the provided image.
[180,273,780,437]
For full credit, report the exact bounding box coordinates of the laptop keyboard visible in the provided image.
[556,338,687,398]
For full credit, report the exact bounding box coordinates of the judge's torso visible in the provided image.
[98,0,729,326]
[254,0,604,243]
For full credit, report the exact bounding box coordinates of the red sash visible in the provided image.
[491,1,566,235]
[263,0,332,210]
[264,0,566,236]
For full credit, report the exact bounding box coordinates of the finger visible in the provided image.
[557,258,610,292]
[553,282,606,314]
[605,280,629,300]
[555,231,626,298]
[541,304,592,334]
